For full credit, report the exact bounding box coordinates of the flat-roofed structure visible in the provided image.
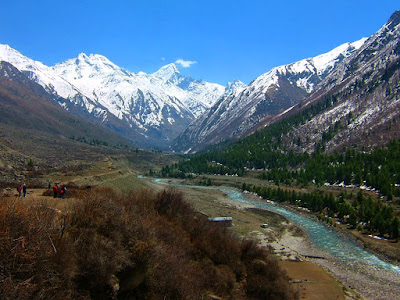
[208,217,233,227]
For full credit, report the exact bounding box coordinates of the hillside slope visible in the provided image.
[0,45,229,148]
[254,10,400,154]
[0,61,132,181]
[171,39,366,153]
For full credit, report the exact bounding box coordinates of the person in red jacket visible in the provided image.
[52,183,58,198]
[60,185,66,199]
[17,184,22,197]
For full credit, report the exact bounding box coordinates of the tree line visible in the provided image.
[161,138,400,201]
[241,183,399,239]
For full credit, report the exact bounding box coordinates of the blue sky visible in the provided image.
[0,1,399,85]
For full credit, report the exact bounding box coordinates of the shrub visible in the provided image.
[0,187,297,299]
[0,199,79,299]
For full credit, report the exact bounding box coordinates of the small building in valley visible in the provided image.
[208,217,233,227]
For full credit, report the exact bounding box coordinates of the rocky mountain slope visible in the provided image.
[253,10,400,154]
[0,60,132,181]
[0,46,233,148]
[171,39,366,153]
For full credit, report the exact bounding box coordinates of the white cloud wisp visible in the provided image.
[175,58,197,68]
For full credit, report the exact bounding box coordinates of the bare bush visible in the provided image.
[0,187,297,299]
[0,199,79,299]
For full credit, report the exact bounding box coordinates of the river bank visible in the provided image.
[149,178,400,299]
[281,200,400,267]
[196,174,400,268]
[240,192,400,300]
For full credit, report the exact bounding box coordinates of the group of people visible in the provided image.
[17,183,27,197]
[52,183,67,199]
[15,182,67,199]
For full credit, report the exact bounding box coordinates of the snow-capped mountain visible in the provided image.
[0,60,134,181]
[224,80,248,96]
[151,64,227,116]
[171,38,366,153]
[261,10,400,154]
[0,46,226,148]
[53,58,226,120]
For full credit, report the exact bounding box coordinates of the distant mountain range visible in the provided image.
[0,46,244,148]
[171,39,367,153]
[0,11,399,155]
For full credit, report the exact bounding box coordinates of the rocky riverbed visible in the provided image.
[152,178,400,300]
[241,192,400,300]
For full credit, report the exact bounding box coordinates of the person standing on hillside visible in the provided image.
[60,185,66,199]
[52,183,58,198]
[17,184,22,197]
[22,183,27,197]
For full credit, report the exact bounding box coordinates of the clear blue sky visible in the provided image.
[0,0,398,85]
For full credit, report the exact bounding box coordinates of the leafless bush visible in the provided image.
[0,198,79,299]
[241,239,297,300]
[0,187,297,299]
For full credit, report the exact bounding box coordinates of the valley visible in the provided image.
[0,158,352,299]
[0,8,399,300]
[148,174,400,300]
[5,154,399,299]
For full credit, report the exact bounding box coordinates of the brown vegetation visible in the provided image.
[0,187,297,299]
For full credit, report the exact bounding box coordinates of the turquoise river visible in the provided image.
[153,178,400,275]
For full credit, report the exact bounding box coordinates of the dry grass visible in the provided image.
[279,261,346,300]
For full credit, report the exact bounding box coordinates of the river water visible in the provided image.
[152,178,400,276]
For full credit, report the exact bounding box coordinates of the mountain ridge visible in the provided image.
[171,38,366,153]
[0,60,135,181]
[0,45,235,148]
[247,10,400,155]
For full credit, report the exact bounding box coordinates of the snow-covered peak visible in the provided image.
[153,63,180,81]
[225,80,247,95]
[0,44,19,60]
[312,37,367,74]
[55,52,126,78]
[251,38,367,94]
[77,52,89,60]
[75,52,116,66]
[0,44,47,70]
[0,44,22,60]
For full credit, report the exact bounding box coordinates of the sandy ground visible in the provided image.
[267,229,400,299]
